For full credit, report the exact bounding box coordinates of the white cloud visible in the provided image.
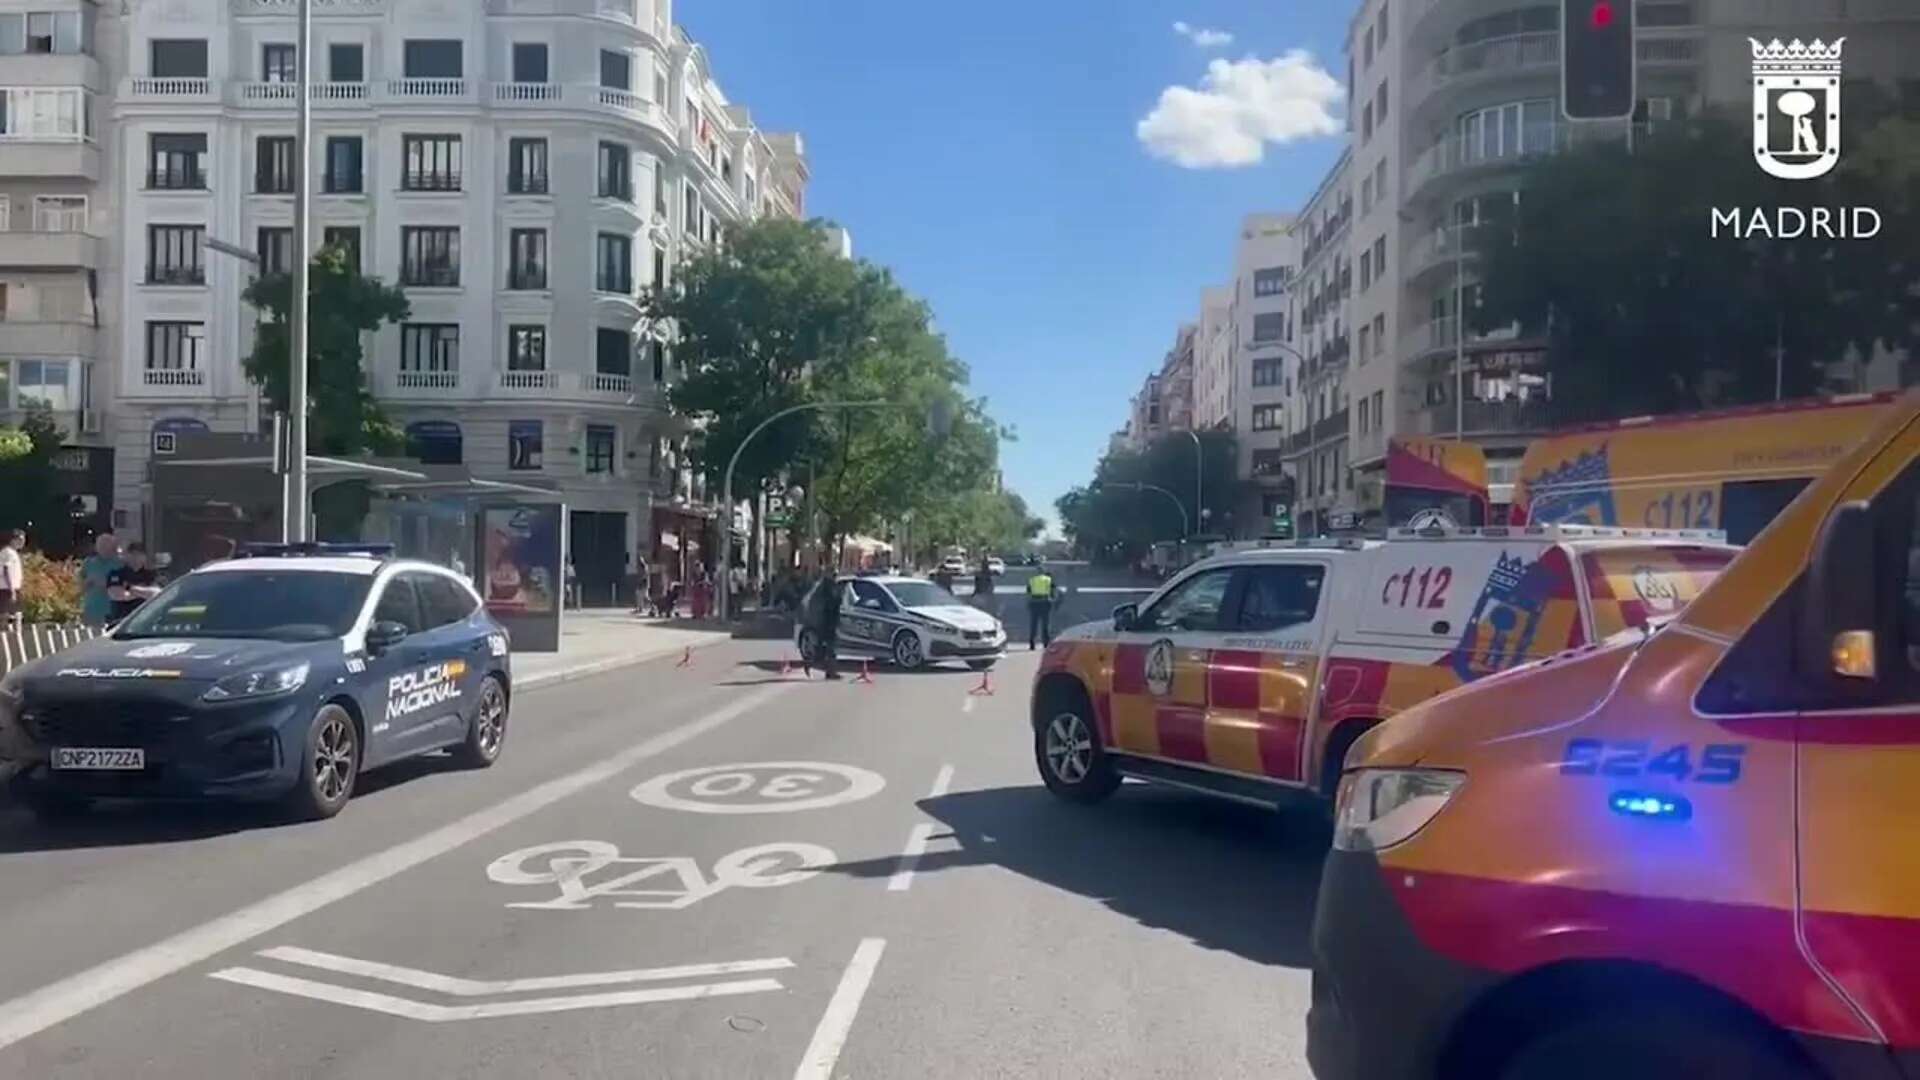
[1136,51,1344,169]
[1172,21,1234,48]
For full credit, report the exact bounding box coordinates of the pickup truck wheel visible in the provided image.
[1035,706,1119,804]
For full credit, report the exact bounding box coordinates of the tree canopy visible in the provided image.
[243,244,411,456]
[1473,102,1920,423]
[0,406,69,539]
[1056,431,1238,559]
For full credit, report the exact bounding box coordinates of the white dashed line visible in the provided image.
[928,764,954,798]
[792,938,887,1080]
[887,765,955,893]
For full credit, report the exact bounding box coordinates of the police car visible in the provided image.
[0,544,512,821]
[797,575,1006,670]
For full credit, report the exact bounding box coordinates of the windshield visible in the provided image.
[886,581,961,608]
[1581,546,1738,639]
[115,571,373,641]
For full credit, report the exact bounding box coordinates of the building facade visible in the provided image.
[1227,212,1296,535]
[1286,150,1353,536]
[89,0,802,594]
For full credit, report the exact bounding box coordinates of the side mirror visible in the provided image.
[1801,501,1878,680]
[367,620,410,652]
[1113,603,1138,633]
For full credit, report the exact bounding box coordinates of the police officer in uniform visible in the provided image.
[1026,566,1059,649]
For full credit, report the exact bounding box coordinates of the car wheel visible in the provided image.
[285,703,359,821]
[967,659,997,671]
[891,630,926,670]
[1499,1009,1807,1080]
[1035,704,1119,804]
[452,675,508,769]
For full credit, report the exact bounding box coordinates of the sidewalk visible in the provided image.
[517,609,734,690]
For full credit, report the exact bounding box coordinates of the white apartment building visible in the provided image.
[1192,284,1233,431]
[1286,149,1353,536]
[102,0,804,593]
[1227,212,1296,535]
[0,3,113,552]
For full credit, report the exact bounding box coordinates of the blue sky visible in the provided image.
[676,1,1355,532]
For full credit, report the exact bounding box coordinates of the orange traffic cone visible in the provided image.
[855,658,875,685]
[968,668,995,696]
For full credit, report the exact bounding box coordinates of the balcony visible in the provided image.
[0,320,95,356]
[384,78,474,104]
[231,0,391,10]
[0,140,97,179]
[394,369,459,392]
[0,230,96,269]
[1408,121,1662,201]
[497,370,556,392]
[142,367,205,389]
[1411,32,1557,104]
[1405,224,1495,285]
[231,80,370,108]
[590,372,633,395]
[1417,397,1552,437]
[1312,408,1349,444]
[124,77,216,102]
[1399,316,1537,363]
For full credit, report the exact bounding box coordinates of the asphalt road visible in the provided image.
[0,591,1331,1079]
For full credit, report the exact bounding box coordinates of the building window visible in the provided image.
[596,328,631,375]
[1372,236,1386,278]
[402,39,462,79]
[585,425,616,474]
[1357,325,1370,361]
[33,194,85,232]
[1372,314,1386,356]
[1359,250,1372,290]
[508,228,547,290]
[597,142,631,200]
[0,12,83,55]
[508,325,546,371]
[1377,3,1388,43]
[400,226,460,286]
[596,234,632,294]
[1358,395,1371,435]
[146,225,204,285]
[401,134,461,191]
[600,50,631,91]
[150,38,207,78]
[511,42,547,83]
[148,133,206,189]
[1252,360,1284,387]
[328,43,363,82]
[0,87,87,139]
[1377,79,1388,124]
[322,226,359,270]
[400,323,459,372]
[262,43,296,83]
[1374,159,1386,204]
[257,226,292,275]
[508,421,543,470]
[404,422,462,465]
[146,321,205,371]
[1360,174,1373,214]
[1252,268,1289,298]
[652,246,667,292]
[1251,405,1285,432]
[507,137,548,194]
[649,339,664,382]
[1251,449,1285,477]
[322,136,361,193]
[1252,312,1286,343]
[1371,391,1384,433]
[255,136,296,193]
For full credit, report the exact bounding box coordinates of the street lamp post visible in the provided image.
[1104,481,1189,538]
[1179,429,1202,538]
[288,0,313,539]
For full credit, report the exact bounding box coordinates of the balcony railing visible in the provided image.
[1412,32,1557,102]
[401,265,460,287]
[1405,224,1495,281]
[1400,316,1532,361]
[1409,122,1661,198]
[496,82,560,103]
[387,78,467,99]
[591,372,633,394]
[145,265,205,286]
[401,171,460,193]
[143,367,205,387]
[396,369,458,390]
[1419,397,1552,437]
[1312,408,1349,443]
[498,370,556,391]
[128,77,212,98]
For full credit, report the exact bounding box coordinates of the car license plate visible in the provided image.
[52,747,145,771]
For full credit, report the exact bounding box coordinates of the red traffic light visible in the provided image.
[1590,0,1615,29]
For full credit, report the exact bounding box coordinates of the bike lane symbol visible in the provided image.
[487,841,837,910]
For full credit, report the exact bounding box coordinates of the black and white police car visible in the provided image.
[0,544,511,821]
[796,575,1006,671]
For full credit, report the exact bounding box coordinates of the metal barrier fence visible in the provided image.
[0,623,103,677]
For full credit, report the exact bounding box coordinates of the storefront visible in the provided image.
[649,502,714,595]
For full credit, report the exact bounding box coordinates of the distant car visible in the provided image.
[0,544,513,822]
[796,575,1005,671]
[938,555,966,576]
[986,556,1007,576]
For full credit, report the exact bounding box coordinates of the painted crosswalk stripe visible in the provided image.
[254,946,794,996]
[208,967,782,1021]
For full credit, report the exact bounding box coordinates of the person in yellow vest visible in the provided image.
[1025,567,1059,649]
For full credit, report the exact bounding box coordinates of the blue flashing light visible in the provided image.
[1609,791,1692,821]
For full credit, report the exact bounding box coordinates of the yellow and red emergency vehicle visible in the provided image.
[1511,392,1898,543]
[1308,389,1920,1079]
[1030,525,1734,808]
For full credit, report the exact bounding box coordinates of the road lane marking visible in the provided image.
[793,937,887,1080]
[207,967,783,1021]
[928,764,954,798]
[886,825,938,893]
[254,947,794,996]
[630,761,886,814]
[0,683,793,1053]
[961,696,976,714]
[486,840,837,910]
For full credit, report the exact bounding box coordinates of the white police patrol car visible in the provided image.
[796,575,1005,671]
[0,544,512,821]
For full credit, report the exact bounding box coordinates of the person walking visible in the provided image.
[107,542,161,623]
[1026,565,1059,650]
[80,532,121,627]
[972,558,996,614]
[816,571,843,680]
[0,529,25,633]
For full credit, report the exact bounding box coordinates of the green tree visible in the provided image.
[0,406,69,540]
[1473,106,1920,423]
[242,244,411,455]
[1056,431,1238,560]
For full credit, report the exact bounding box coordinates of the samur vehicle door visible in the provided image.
[1108,565,1236,766]
[842,579,897,657]
[1206,560,1330,784]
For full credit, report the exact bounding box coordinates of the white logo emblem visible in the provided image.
[1144,639,1175,697]
[1751,37,1844,181]
[125,642,193,659]
[1407,509,1457,531]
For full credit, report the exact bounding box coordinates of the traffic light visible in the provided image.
[1561,0,1635,121]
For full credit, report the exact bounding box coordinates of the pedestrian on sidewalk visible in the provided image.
[80,532,122,627]
[1026,566,1059,650]
[0,529,24,634]
[973,558,995,613]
